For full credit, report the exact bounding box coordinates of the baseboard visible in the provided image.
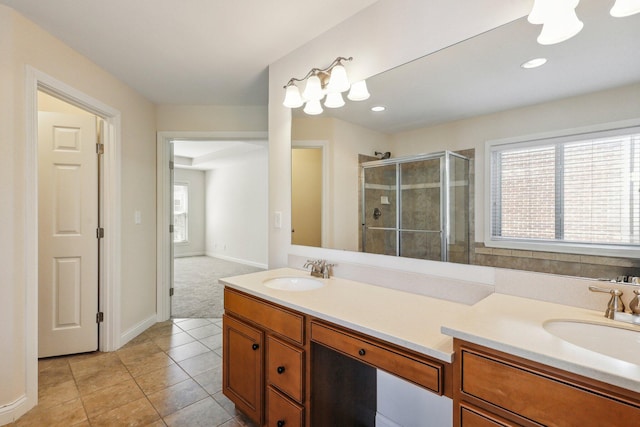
[174,251,205,258]
[0,394,31,426]
[205,252,267,269]
[119,314,157,348]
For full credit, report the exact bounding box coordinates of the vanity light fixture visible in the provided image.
[528,0,582,45]
[528,0,639,45]
[282,56,370,115]
[521,57,548,69]
[610,0,640,17]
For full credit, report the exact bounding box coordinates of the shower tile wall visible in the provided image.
[363,164,397,256]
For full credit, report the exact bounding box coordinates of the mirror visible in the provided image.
[291,1,640,280]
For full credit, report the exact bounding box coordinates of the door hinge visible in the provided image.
[169,287,174,297]
[97,227,105,239]
[96,143,104,155]
[96,312,104,323]
[169,161,174,170]
[169,224,174,233]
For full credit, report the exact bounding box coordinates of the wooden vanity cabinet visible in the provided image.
[223,286,454,426]
[223,288,307,427]
[453,339,640,427]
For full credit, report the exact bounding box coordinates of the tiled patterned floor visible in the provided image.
[10,318,258,427]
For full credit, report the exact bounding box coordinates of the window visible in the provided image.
[173,183,188,243]
[487,125,640,255]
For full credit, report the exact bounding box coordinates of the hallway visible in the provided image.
[13,319,257,427]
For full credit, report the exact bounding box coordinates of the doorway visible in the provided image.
[156,132,269,321]
[37,91,101,357]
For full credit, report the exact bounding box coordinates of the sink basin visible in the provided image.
[543,320,640,365]
[263,276,325,291]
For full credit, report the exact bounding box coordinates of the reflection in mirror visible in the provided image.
[291,2,640,280]
[360,151,470,264]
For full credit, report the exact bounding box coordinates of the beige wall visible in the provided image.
[156,104,267,131]
[292,117,389,250]
[0,4,157,415]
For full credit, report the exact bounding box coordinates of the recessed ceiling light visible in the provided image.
[371,106,386,112]
[521,57,548,69]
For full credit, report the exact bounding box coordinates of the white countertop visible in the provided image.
[220,267,469,363]
[221,268,640,393]
[441,293,640,393]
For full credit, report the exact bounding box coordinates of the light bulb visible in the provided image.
[282,84,303,108]
[302,74,323,101]
[326,64,350,93]
[303,99,323,115]
[347,80,370,101]
[610,0,640,17]
[324,92,345,108]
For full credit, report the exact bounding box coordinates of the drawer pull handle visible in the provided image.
[277,366,286,374]
[277,420,285,427]
[252,343,259,351]
[358,349,366,356]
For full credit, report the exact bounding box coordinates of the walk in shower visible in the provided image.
[360,151,470,263]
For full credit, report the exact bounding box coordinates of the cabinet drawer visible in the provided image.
[224,288,305,345]
[310,321,444,394]
[267,336,304,403]
[459,403,517,427]
[460,348,640,427]
[267,386,304,427]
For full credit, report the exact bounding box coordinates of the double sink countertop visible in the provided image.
[220,267,640,393]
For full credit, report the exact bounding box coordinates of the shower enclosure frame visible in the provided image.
[360,150,470,262]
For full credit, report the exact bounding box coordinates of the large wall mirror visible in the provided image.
[291,1,640,280]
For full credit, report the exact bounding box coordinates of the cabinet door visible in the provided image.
[223,314,264,425]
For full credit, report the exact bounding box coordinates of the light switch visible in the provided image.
[274,211,282,229]
[134,210,142,224]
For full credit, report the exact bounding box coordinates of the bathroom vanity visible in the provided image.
[221,268,465,426]
[221,269,640,427]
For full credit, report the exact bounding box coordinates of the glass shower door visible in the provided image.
[399,157,443,260]
[362,164,397,255]
[447,154,470,263]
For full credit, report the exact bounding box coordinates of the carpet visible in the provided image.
[172,256,264,318]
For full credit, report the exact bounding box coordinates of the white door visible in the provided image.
[38,111,99,358]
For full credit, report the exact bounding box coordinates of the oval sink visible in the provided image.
[263,276,325,291]
[543,320,640,365]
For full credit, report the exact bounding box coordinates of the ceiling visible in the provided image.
[0,0,378,105]
[302,1,640,133]
[173,139,267,170]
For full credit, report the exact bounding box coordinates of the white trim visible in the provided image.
[484,118,640,258]
[24,66,122,418]
[174,251,206,258]
[204,252,268,270]
[292,140,330,247]
[119,314,157,348]
[156,131,268,322]
[0,395,29,426]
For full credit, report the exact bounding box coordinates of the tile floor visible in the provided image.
[10,318,258,427]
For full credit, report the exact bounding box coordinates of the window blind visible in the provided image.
[490,129,639,248]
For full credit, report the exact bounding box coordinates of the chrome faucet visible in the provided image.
[303,259,335,279]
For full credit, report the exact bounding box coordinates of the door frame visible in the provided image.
[156,131,267,321]
[25,66,122,401]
